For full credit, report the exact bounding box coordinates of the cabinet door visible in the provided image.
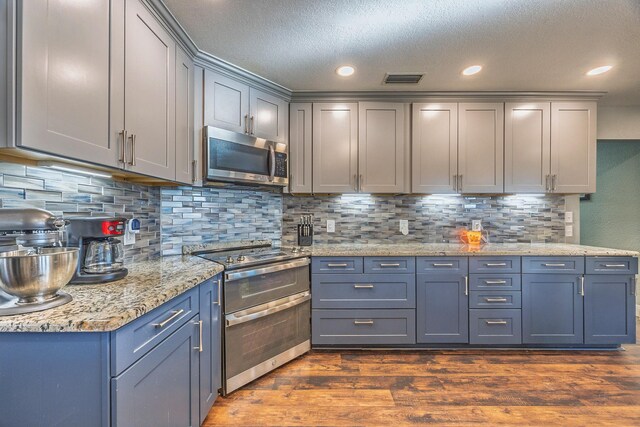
[416,274,469,343]
[359,102,408,193]
[584,275,636,344]
[458,103,504,193]
[192,65,205,186]
[124,0,176,179]
[289,103,313,193]
[550,102,597,193]
[504,102,551,193]
[249,87,287,143]
[199,277,222,423]
[175,47,195,184]
[522,274,583,344]
[19,0,118,166]
[312,103,358,193]
[112,318,200,427]
[203,70,249,134]
[412,103,458,194]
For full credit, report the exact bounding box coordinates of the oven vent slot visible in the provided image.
[383,73,424,84]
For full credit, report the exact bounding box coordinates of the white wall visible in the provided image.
[597,106,640,140]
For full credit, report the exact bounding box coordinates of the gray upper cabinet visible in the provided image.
[458,103,504,193]
[18,0,118,166]
[550,102,597,193]
[412,103,458,194]
[504,102,551,193]
[250,88,288,143]
[289,103,313,193]
[312,103,358,193]
[358,102,409,193]
[203,70,250,135]
[175,47,195,184]
[192,65,205,186]
[121,0,176,180]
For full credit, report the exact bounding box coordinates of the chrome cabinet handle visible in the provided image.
[552,174,557,191]
[327,263,348,268]
[464,276,469,296]
[354,320,374,325]
[128,134,136,166]
[453,174,457,192]
[244,114,249,134]
[354,284,374,289]
[154,309,184,328]
[192,160,197,183]
[119,130,127,164]
[485,297,508,303]
[580,275,585,296]
[543,263,566,267]
[604,264,626,268]
[433,263,454,267]
[486,263,507,267]
[458,174,463,192]
[632,279,636,296]
[194,320,203,352]
[485,320,508,325]
[380,263,401,267]
[250,115,255,134]
[484,280,507,285]
[213,278,221,305]
[353,174,358,191]
[359,174,363,191]
[545,174,550,192]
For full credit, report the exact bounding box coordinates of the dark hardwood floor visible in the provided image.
[204,321,640,426]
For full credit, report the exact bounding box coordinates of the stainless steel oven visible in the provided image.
[222,257,310,394]
[205,126,288,186]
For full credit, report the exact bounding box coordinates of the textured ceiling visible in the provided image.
[163,0,640,105]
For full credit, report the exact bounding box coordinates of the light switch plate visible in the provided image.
[326,219,335,233]
[565,211,573,223]
[565,225,573,237]
[471,220,482,231]
[399,220,409,236]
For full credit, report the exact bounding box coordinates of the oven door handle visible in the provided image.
[225,258,310,282]
[225,291,311,327]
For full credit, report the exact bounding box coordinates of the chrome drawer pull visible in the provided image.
[154,309,184,328]
[433,263,454,267]
[194,320,203,352]
[543,263,566,267]
[604,264,626,268]
[485,280,507,285]
[379,263,401,267]
[327,263,348,268]
[354,320,374,325]
[485,297,508,303]
[485,320,508,325]
[354,284,374,289]
[486,263,507,267]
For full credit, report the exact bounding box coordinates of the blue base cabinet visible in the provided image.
[584,274,636,344]
[416,273,469,344]
[198,277,222,423]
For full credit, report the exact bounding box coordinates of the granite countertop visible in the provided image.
[0,256,224,333]
[307,243,639,257]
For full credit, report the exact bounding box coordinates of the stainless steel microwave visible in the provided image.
[204,126,288,187]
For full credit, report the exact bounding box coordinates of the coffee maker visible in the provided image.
[66,217,128,284]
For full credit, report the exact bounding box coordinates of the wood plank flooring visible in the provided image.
[203,322,640,426]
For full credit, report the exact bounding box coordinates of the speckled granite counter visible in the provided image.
[307,243,639,257]
[0,256,223,333]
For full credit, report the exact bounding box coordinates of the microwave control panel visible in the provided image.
[274,152,287,178]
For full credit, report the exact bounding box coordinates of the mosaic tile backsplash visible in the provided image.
[0,161,161,262]
[282,194,567,245]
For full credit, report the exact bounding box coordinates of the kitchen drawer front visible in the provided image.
[111,286,199,376]
[470,274,521,291]
[312,257,363,274]
[312,309,416,345]
[312,274,415,309]
[364,257,415,274]
[416,257,468,274]
[469,257,521,274]
[585,257,638,275]
[522,257,584,274]
[469,290,522,309]
[469,309,522,345]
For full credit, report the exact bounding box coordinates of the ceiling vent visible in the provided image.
[383,73,424,85]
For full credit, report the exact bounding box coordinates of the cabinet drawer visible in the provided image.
[364,257,415,274]
[416,257,468,274]
[469,291,522,309]
[469,257,520,274]
[111,286,199,376]
[312,274,415,309]
[585,257,638,275]
[312,257,363,274]
[522,257,584,274]
[469,309,522,345]
[470,274,521,291]
[312,309,416,345]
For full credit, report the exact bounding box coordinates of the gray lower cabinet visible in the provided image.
[522,274,583,344]
[312,309,416,345]
[584,274,636,344]
[416,273,469,344]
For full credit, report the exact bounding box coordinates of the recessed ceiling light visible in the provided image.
[586,65,613,76]
[462,65,482,76]
[336,65,355,77]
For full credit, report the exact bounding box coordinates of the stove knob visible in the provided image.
[226,256,234,264]
[237,255,246,262]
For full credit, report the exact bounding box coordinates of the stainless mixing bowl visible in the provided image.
[0,247,79,303]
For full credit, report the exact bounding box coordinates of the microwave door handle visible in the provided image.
[268,145,276,181]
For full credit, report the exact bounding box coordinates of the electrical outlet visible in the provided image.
[471,220,482,231]
[565,211,573,223]
[123,229,136,245]
[399,220,409,236]
[326,219,335,233]
[565,225,573,237]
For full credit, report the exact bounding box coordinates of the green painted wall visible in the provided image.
[581,141,640,252]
